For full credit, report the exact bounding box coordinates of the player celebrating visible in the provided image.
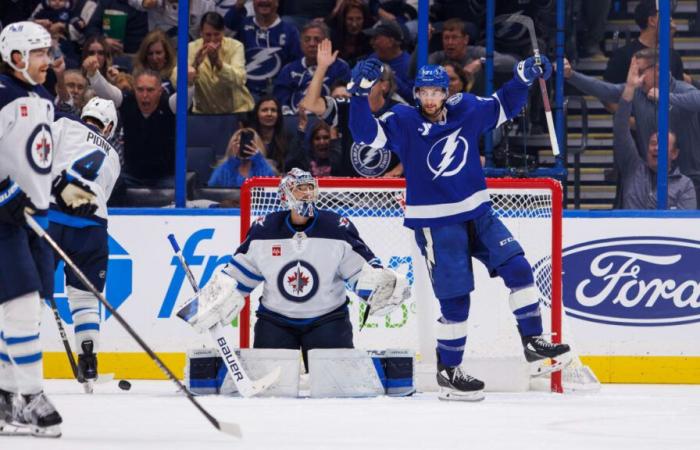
[180,168,410,368]
[48,96,120,393]
[348,58,571,401]
[0,21,62,436]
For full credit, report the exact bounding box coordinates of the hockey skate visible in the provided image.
[521,335,572,377]
[16,392,62,438]
[0,389,30,436]
[78,340,98,393]
[436,353,485,402]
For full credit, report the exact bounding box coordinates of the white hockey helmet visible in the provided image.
[81,97,118,140]
[278,168,319,217]
[0,21,52,85]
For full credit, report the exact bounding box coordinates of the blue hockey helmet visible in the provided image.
[413,64,449,107]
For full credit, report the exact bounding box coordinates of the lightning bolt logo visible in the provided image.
[427,127,468,180]
[246,47,281,81]
[362,146,380,166]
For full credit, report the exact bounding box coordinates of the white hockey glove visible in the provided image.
[176,271,245,333]
[355,266,411,316]
[51,170,97,217]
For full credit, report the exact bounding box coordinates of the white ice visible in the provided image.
[5,380,700,450]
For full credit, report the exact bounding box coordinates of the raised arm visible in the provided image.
[613,59,645,172]
[300,38,337,115]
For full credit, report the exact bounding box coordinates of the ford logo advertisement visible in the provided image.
[562,237,700,326]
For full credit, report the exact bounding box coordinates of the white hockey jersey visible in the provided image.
[0,74,55,215]
[50,116,121,224]
[226,209,382,320]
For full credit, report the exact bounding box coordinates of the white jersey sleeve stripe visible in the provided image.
[404,189,490,220]
[492,92,508,128]
[367,118,388,148]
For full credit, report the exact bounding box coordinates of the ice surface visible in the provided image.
[4,380,699,450]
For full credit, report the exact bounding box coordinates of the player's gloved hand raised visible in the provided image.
[0,176,35,226]
[514,55,552,85]
[347,58,383,96]
[51,170,98,217]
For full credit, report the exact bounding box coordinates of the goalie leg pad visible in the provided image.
[369,349,415,396]
[308,349,385,398]
[220,349,300,397]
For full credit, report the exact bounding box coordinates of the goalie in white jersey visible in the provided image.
[48,96,120,392]
[0,21,62,437]
[185,168,410,368]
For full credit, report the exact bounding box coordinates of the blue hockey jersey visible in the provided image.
[273,57,351,115]
[224,209,381,319]
[224,9,302,96]
[349,76,530,228]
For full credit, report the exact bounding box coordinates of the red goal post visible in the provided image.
[239,177,564,392]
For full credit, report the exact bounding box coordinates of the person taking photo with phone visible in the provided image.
[208,128,276,188]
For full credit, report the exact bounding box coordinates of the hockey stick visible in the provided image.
[24,214,242,438]
[504,14,560,156]
[167,234,281,398]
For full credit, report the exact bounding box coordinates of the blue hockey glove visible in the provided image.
[347,58,384,96]
[514,55,552,85]
[0,177,34,226]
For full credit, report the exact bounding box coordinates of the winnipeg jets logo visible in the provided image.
[350,142,392,176]
[26,123,53,174]
[338,217,350,228]
[426,127,468,180]
[253,215,266,227]
[277,260,319,302]
[245,47,282,81]
[418,122,433,136]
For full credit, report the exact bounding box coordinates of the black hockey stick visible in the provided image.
[46,295,84,383]
[25,213,242,438]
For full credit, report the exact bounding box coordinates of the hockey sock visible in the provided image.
[1,292,43,395]
[68,287,100,354]
[498,255,543,336]
[435,295,470,367]
[0,331,18,394]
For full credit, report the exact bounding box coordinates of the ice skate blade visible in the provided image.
[30,424,62,438]
[529,352,573,377]
[438,387,485,402]
[0,422,31,436]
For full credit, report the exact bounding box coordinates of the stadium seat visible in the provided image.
[187,145,216,186]
[187,114,239,157]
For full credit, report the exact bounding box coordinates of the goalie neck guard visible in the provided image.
[278,168,319,218]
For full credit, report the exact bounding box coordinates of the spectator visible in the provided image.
[178,11,254,114]
[301,38,402,177]
[326,0,373,67]
[364,19,412,103]
[81,35,114,79]
[278,0,337,29]
[614,58,696,209]
[128,0,215,41]
[330,78,351,99]
[209,128,276,187]
[577,0,612,58]
[55,69,92,115]
[274,21,350,115]
[561,51,700,205]
[224,0,302,99]
[31,0,74,34]
[248,95,290,173]
[133,29,176,95]
[603,0,684,86]
[87,66,195,187]
[100,0,149,54]
[0,0,41,26]
[285,115,342,177]
[442,60,473,96]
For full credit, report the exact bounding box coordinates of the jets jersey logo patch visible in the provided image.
[338,217,350,228]
[426,127,468,180]
[253,215,266,227]
[272,244,282,256]
[277,260,319,303]
[350,142,392,176]
[26,123,53,174]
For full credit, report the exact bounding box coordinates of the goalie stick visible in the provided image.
[167,234,281,398]
[24,214,242,438]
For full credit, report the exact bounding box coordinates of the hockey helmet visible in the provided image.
[278,168,319,218]
[413,64,449,108]
[82,97,118,140]
[0,21,52,86]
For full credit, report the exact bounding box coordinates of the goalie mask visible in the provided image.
[81,97,118,140]
[278,168,319,218]
[0,21,52,86]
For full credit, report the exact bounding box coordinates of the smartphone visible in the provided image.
[238,130,255,159]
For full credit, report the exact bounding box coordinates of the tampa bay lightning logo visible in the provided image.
[351,142,392,176]
[426,127,468,180]
[245,47,282,81]
[277,260,319,303]
[26,123,53,174]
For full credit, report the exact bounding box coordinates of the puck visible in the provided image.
[118,380,131,391]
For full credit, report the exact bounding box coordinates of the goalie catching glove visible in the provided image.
[176,270,245,333]
[355,266,411,316]
[52,170,97,217]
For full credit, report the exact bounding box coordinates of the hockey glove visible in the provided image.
[514,55,552,85]
[0,177,34,226]
[355,266,411,316]
[347,58,384,96]
[176,270,245,334]
[52,170,98,217]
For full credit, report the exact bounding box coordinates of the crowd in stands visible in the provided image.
[0,0,697,209]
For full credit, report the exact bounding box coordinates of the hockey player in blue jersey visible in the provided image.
[0,21,63,436]
[348,58,571,401]
[48,96,120,394]
[179,168,410,369]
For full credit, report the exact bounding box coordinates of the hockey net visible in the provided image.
[239,177,597,393]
